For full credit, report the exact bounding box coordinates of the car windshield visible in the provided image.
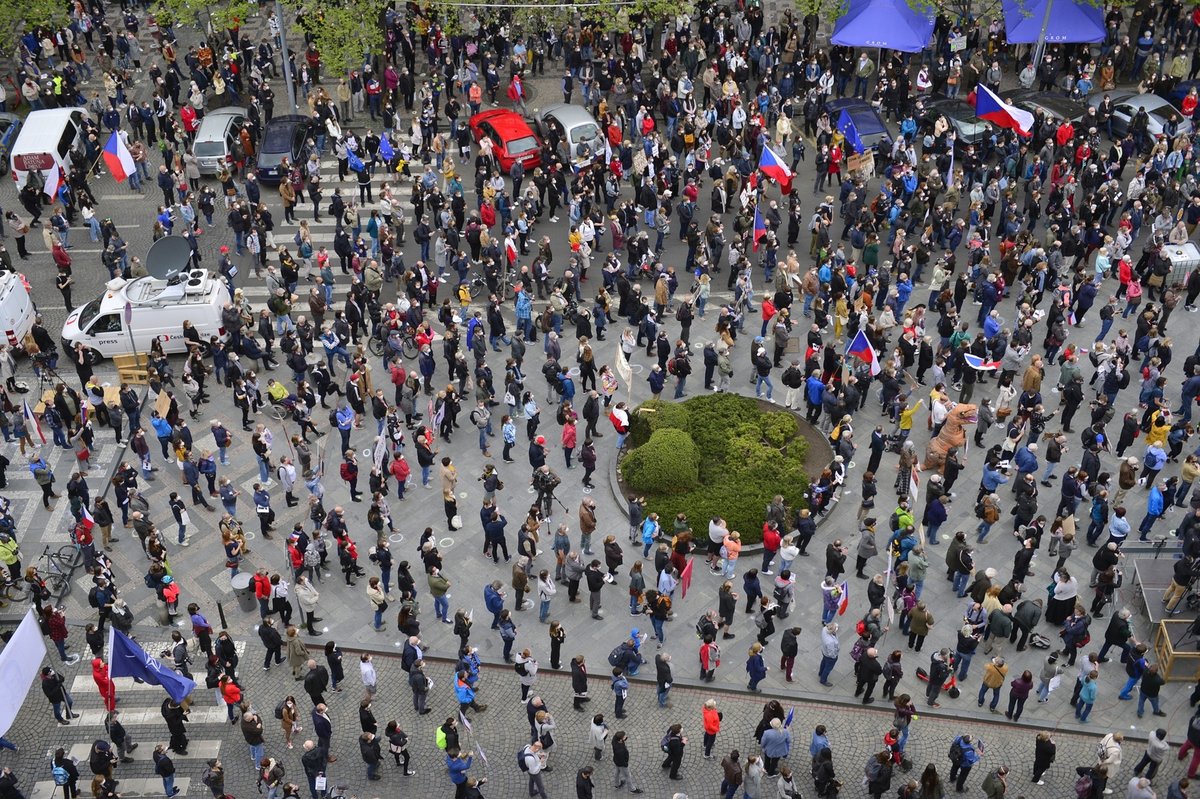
[1148,108,1178,126]
[508,135,538,153]
[571,123,599,142]
[193,141,225,157]
[76,298,102,330]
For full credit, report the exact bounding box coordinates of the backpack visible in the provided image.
[948,739,963,763]
[667,358,678,375]
[88,587,100,608]
[303,547,321,567]
[607,645,624,667]
[201,765,214,786]
[855,619,867,637]
[1074,770,1093,799]
[660,732,671,753]
[52,766,70,786]
[974,500,987,519]
[435,727,448,750]
[517,746,531,772]
[274,699,286,720]
[515,660,529,677]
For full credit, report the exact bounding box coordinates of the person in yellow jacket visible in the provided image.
[978,656,1009,711]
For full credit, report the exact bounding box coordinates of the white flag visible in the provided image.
[0,609,49,737]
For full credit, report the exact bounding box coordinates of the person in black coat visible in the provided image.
[660,724,685,780]
[1032,731,1056,783]
[571,656,590,711]
[575,766,595,799]
[258,618,283,670]
[359,732,382,780]
[304,661,330,706]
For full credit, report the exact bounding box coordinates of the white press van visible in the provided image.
[9,108,86,190]
[61,270,232,361]
[0,272,36,347]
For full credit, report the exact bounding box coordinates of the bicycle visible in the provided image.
[367,326,418,360]
[0,575,28,606]
[39,543,81,599]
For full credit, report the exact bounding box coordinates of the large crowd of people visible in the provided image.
[2,0,1200,797]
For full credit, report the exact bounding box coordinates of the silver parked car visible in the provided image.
[191,107,249,175]
[533,103,604,161]
[1086,92,1193,139]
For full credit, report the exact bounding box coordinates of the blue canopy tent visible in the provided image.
[830,0,935,53]
[1002,0,1105,43]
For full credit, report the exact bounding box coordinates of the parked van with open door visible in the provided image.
[8,108,86,190]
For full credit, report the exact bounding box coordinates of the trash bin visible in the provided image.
[231,572,255,613]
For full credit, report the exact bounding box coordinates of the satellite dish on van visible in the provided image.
[145,236,193,282]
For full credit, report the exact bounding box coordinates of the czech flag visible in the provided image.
[78,505,95,533]
[963,353,1001,371]
[102,131,136,183]
[837,109,865,155]
[757,142,793,194]
[837,580,850,615]
[752,205,766,252]
[22,399,44,444]
[973,84,1034,138]
[42,160,66,202]
[845,329,881,376]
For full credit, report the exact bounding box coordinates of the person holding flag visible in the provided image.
[972,84,1035,138]
[102,131,137,184]
[757,139,794,194]
[846,330,882,376]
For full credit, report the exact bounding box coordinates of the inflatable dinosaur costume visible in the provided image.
[923,403,978,471]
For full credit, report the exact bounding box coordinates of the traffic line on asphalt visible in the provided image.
[70,706,230,727]
[33,779,192,799]
[66,740,220,763]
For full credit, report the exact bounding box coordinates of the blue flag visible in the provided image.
[837,109,865,155]
[347,150,366,174]
[378,134,395,163]
[108,627,196,703]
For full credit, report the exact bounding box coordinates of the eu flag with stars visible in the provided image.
[837,109,865,155]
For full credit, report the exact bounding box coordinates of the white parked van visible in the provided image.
[0,272,36,347]
[9,108,86,190]
[61,270,232,360]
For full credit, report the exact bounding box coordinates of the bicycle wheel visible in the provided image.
[469,279,483,298]
[367,336,385,357]
[401,337,418,359]
[0,580,28,603]
[44,572,70,600]
[56,543,84,569]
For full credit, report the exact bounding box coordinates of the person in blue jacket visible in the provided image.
[746,645,768,692]
[646,365,665,399]
[947,733,982,791]
[1138,481,1166,541]
[483,581,505,629]
[447,747,473,798]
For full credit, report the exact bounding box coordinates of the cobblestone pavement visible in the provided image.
[0,5,1197,799]
[2,626,1190,799]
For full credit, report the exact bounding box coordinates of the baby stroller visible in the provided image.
[883,431,907,454]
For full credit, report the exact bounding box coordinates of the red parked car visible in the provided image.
[468,109,542,172]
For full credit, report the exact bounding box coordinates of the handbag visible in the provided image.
[450,514,463,530]
[378,600,389,612]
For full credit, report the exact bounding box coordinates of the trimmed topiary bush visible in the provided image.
[620,428,700,495]
[618,394,810,544]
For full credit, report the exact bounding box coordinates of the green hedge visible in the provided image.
[619,394,809,545]
[620,428,700,494]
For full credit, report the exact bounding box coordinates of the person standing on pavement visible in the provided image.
[152,746,179,797]
[521,741,549,799]
[611,729,642,793]
[259,617,284,670]
[947,733,982,792]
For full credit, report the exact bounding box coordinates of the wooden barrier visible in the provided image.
[1153,619,1200,681]
[113,353,149,385]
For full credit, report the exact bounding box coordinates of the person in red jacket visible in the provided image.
[761,522,782,574]
[389,453,410,500]
[252,568,272,618]
[92,657,116,712]
[219,675,242,722]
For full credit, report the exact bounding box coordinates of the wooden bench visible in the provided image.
[113,353,150,385]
